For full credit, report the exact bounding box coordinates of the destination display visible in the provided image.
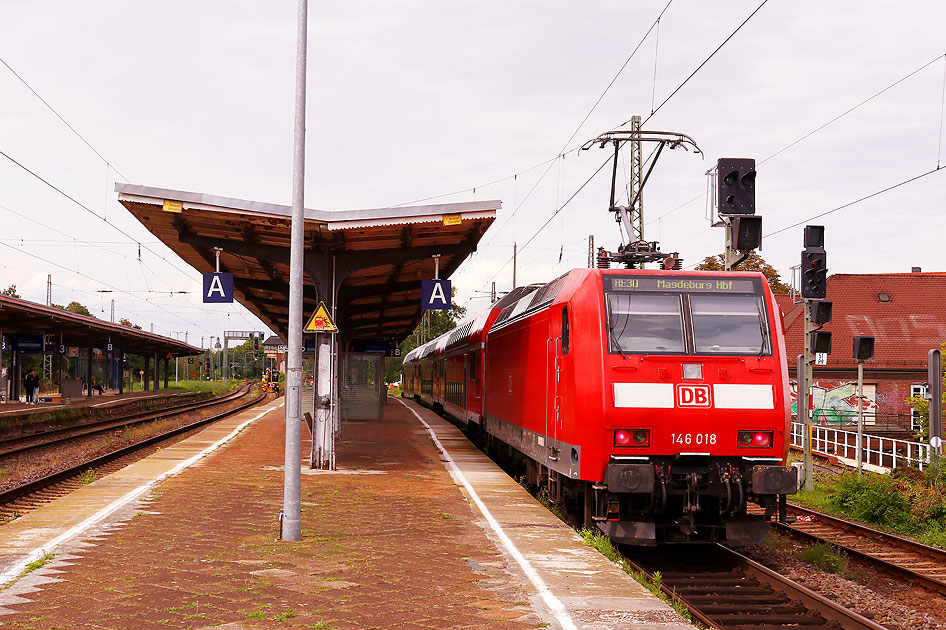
[605,275,757,294]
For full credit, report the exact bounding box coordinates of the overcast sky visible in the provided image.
[1,1,944,344]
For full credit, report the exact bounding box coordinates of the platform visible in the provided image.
[0,396,691,629]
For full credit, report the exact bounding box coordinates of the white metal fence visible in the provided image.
[790,422,932,470]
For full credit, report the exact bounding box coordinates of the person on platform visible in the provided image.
[22,370,34,404]
[31,370,40,403]
[91,376,105,395]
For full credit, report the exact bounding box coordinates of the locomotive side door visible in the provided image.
[546,324,563,450]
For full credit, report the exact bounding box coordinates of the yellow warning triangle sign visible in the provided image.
[303,301,338,333]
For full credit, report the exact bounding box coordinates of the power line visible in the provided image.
[0,238,215,335]
[394,1,674,231]
[637,0,770,126]
[765,166,944,238]
[759,54,945,166]
[475,155,612,292]
[644,54,946,229]
[0,148,203,284]
[0,55,130,182]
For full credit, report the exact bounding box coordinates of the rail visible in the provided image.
[790,421,931,470]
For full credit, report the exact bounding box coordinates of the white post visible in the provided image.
[282,0,307,542]
[856,361,864,475]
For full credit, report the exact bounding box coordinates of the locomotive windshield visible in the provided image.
[603,275,772,356]
[606,294,685,353]
[690,294,770,354]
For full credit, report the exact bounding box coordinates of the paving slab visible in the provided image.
[0,395,693,629]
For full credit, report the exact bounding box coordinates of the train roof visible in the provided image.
[402,275,572,364]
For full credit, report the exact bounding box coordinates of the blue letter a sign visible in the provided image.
[203,272,234,303]
[421,279,451,310]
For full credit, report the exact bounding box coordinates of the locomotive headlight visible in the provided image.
[614,428,649,447]
[738,430,773,448]
[682,363,703,380]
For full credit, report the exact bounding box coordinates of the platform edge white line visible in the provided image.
[396,398,578,630]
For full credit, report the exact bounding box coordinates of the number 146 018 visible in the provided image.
[671,433,717,445]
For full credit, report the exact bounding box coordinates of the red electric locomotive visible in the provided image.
[403,267,797,544]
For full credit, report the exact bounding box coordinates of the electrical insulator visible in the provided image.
[596,248,611,269]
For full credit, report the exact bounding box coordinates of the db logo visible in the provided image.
[676,384,711,407]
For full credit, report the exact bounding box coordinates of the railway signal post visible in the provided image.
[930,349,943,457]
[853,336,875,474]
[799,225,830,491]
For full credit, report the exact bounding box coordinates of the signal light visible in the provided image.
[614,428,650,447]
[716,157,756,215]
[738,430,773,448]
[811,330,832,354]
[801,247,828,299]
[731,215,762,251]
[853,335,875,361]
[810,300,833,325]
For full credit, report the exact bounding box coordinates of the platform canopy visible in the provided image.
[116,184,499,343]
[0,295,202,356]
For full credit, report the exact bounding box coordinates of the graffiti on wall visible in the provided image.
[791,380,877,426]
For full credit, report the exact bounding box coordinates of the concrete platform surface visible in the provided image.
[0,396,692,629]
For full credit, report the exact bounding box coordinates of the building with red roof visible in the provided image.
[779,271,946,434]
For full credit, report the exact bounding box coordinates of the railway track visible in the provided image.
[0,386,250,456]
[0,386,267,520]
[625,544,887,630]
[779,504,946,596]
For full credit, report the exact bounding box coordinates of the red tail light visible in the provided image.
[614,428,650,447]
[738,430,773,448]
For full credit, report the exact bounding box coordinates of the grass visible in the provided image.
[309,621,332,629]
[79,468,98,485]
[2,549,56,591]
[797,542,848,574]
[167,380,239,395]
[23,550,54,574]
[273,610,297,622]
[792,464,946,548]
[578,528,692,622]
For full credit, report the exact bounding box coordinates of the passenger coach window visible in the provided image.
[562,307,570,354]
[607,293,685,354]
[691,294,770,355]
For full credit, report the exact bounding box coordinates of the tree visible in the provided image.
[63,301,94,317]
[384,289,467,384]
[2,285,20,298]
[119,317,143,330]
[694,252,791,294]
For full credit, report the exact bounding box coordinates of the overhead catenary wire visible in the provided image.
[765,166,944,238]
[0,55,131,183]
[938,53,946,168]
[0,147,209,286]
[637,0,770,126]
[475,154,612,292]
[643,53,946,230]
[0,238,215,335]
[400,1,674,239]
